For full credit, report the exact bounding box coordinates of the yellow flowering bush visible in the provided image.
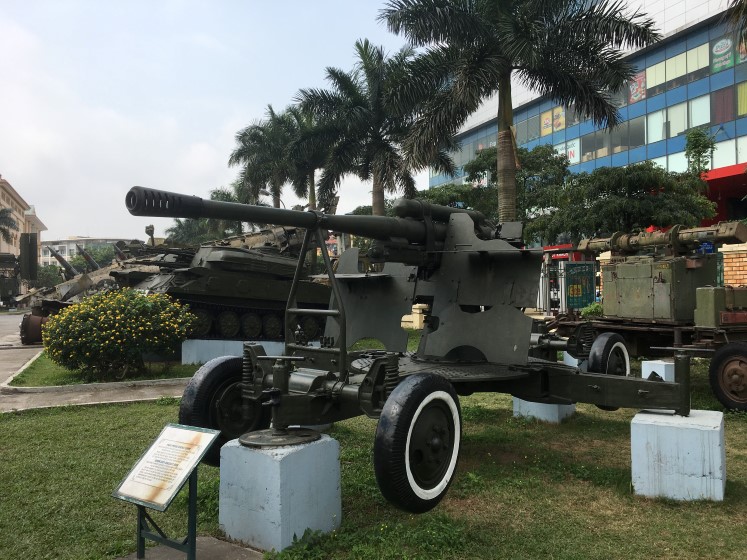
[42,288,195,380]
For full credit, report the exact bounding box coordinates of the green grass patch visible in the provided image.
[350,328,421,352]
[2,382,746,559]
[10,351,198,387]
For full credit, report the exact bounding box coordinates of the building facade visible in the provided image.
[429,3,747,223]
[40,238,129,268]
[0,174,46,258]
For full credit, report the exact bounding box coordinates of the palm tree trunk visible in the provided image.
[307,171,316,210]
[497,77,517,222]
[372,171,386,216]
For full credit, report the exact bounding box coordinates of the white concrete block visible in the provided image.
[513,397,575,423]
[642,359,675,382]
[631,409,725,501]
[181,339,284,365]
[219,435,341,552]
[562,351,588,372]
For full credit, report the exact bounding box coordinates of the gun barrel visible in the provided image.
[46,246,80,279]
[76,244,101,270]
[126,186,488,245]
[578,222,747,254]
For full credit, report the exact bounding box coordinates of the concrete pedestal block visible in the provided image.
[513,397,575,423]
[562,351,588,372]
[631,410,725,501]
[219,435,341,552]
[641,359,675,382]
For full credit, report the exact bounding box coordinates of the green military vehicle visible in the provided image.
[555,222,747,411]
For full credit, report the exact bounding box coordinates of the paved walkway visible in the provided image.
[1,353,265,560]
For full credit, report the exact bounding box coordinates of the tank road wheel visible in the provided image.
[191,308,213,338]
[587,332,631,411]
[240,312,262,339]
[300,316,321,340]
[709,343,747,411]
[373,374,462,513]
[216,310,240,339]
[262,313,282,339]
[179,356,269,466]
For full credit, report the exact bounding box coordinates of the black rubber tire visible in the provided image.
[374,374,461,513]
[709,342,747,411]
[179,356,269,466]
[587,332,630,411]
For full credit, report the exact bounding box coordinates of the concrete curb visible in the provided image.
[0,349,44,388]
[0,377,191,394]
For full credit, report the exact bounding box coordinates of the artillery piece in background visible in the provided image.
[112,225,331,341]
[555,222,747,411]
[127,186,691,514]
[18,245,166,344]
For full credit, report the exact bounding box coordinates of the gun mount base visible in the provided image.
[239,427,322,448]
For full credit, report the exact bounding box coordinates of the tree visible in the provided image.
[685,127,716,177]
[381,0,660,221]
[298,38,455,216]
[0,207,18,243]
[229,105,297,208]
[525,162,716,244]
[31,265,65,289]
[727,0,747,45]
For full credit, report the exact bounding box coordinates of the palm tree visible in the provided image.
[727,0,747,45]
[297,38,455,216]
[229,106,296,208]
[381,0,660,221]
[0,207,18,243]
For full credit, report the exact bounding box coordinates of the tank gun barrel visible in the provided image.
[577,222,747,255]
[126,186,495,245]
[75,244,101,270]
[46,246,80,279]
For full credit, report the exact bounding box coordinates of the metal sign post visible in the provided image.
[113,424,219,559]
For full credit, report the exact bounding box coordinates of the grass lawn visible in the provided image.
[10,351,199,387]
[1,358,746,559]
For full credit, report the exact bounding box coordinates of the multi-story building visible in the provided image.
[429,2,747,223]
[40,238,130,268]
[0,174,46,259]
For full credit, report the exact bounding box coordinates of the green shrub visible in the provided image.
[42,288,194,380]
[580,302,603,318]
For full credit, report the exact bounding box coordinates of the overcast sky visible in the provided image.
[0,0,425,241]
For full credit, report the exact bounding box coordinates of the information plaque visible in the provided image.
[113,423,219,511]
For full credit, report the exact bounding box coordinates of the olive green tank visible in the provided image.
[124,228,331,340]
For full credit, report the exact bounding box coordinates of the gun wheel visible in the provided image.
[709,342,747,411]
[216,310,240,338]
[374,374,461,513]
[179,356,269,466]
[587,332,630,411]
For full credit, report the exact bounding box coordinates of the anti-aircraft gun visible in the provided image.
[555,222,747,411]
[127,186,693,513]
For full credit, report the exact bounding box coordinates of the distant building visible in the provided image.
[0,173,47,259]
[41,237,129,267]
[429,3,747,224]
